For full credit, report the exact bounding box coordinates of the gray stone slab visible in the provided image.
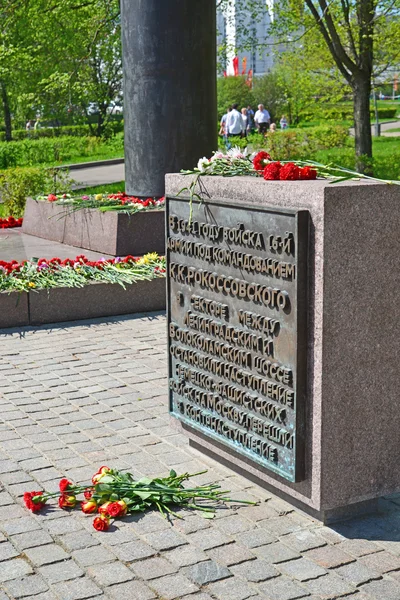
[28,278,166,325]
[0,292,29,328]
[22,198,165,256]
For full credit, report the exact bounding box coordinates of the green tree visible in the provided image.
[218,0,400,173]
[217,75,255,118]
[0,0,122,137]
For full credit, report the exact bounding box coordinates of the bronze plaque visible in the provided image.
[167,196,308,482]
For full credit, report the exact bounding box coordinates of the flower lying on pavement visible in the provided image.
[23,466,256,531]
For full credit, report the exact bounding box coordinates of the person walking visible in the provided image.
[241,108,248,138]
[227,103,244,144]
[254,104,271,134]
[246,105,255,133]
[280,115,288,130]
[219,106,232,149]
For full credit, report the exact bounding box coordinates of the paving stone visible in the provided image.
[24,543,69,566]
[358,578,400,600]
[106,580,156,600]
[236,528,277,549]
[0,558,33,582]
[257,576,309,600]
[111,540,156,562]
[281,530,327,552]
[38,559,84,583]
[2,516,41,536]
[183,560,232,585]
[3,574,49,598]
[277,557,326,581]
[0,541,20,560]
[142,528,187,551]
[301,572,356,598]
[334,561,381,586]
[187,528,233,550]
[305,545,355,568]
[58,530,100,551]
[255,541,301,564]
[149,573,199,599]
[231,558,279,582]
[215,515,253,535]
[180,595,214,600]
[206,577,258,600]
[359,550,400,573]
[207,542,255,566]
[72,545,117,567]
[87,561,134,586]
[261,514,310,537]
[163,544,209,567]
[50,577,103,600]
[11,529,54,550]
[336,538,383,557]
[129,556,177,580]
[128,512,171,534]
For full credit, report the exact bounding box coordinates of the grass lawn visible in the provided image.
[74,182,125,196]
[311,137,400,180]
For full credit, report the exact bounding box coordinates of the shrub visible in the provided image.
[0,122,124,142]
[0,135,124,169]
[0,167,72,217]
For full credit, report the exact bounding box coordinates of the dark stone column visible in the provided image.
[121,0,217,198]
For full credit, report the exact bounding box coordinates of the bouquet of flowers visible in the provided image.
[40,192,165,214]
[0,216,23,229]
[24,466,254,531]
[0,253,165,293]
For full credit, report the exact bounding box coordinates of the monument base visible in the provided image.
[0,278,165,329]
[166,174,400,522]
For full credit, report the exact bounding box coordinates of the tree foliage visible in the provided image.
[0,0,122,138]
[218,0,400,172]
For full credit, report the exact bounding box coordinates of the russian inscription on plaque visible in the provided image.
[167,197,309,482]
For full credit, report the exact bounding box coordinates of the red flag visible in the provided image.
[242,57,247,75]
[233,56,239,77]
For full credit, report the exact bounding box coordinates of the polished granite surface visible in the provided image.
[0,228,113,262]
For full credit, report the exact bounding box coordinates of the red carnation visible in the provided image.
[59,478,73,492]
[24,491,46,512]
[299,166,317,180]
[253,151,271,173]
[263,162,282,180]
[93,515,110,532]
[47,194,58,202]
[279,162,300,181]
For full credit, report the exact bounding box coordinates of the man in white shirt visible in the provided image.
[227,103,244,140]
[254,104,271,134]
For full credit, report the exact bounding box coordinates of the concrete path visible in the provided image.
[1,313,400,600]
[0,229,113,262]
[71,162,125,189]
[349,119,400,137]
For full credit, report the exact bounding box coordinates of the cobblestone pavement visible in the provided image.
[1,313,400,600]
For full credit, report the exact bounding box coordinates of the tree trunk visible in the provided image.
[352,75,372,174]
[0,82,13,142]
